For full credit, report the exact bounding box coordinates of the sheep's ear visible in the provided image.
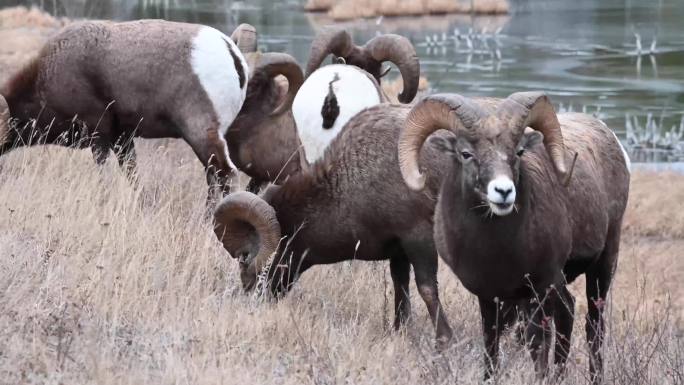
[522,130,544,149]
[429,135,458,156]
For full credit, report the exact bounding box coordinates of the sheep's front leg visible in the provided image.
[90,128,112,166]
[525,290,555,379]
[84,109,114,166]
[553,285,575,379]
[183,127,236,209]
[479,297,505,380]
[388,250,411,330]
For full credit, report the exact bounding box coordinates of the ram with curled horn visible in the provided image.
[305,27,420,103]
[398,91,630,383]
[224,23,307,193]
[291,28,421,164]
[214,103,458,348]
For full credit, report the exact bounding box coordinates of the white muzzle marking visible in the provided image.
[486,176,516,216]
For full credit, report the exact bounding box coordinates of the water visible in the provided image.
[2,0,683,161]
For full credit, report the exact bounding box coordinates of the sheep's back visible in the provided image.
[557,113,630,255]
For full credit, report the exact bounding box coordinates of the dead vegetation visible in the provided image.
[0,5,68,28]
[306,0,510,21]
[0,7,68,85]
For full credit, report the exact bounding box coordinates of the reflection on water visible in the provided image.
[1,0,683,161]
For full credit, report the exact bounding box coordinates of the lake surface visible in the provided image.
[2,0,683,161]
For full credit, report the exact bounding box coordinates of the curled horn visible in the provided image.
[305,28,354,78]
[231,23,258,54]
[363,34,420,103]
[214,191,282,278]
[0,95,9,147]
[253,53,304,116]
[499,92,575,185]
[399,94,483,191]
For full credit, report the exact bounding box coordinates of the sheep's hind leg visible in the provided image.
[403,240,453,350]
[114,131,138,182]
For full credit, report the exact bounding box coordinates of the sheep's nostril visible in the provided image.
[495,187,512,200]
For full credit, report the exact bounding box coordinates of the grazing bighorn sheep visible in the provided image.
[214,104,454,346]
[225,25,420,189]
[398,92,630,382]
[0,20,247,199]
[293,28,419,164]
[225,24,305,193]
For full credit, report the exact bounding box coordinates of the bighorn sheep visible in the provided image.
[0,20,248,200]
[226,25,421,189]
[398,92,630,382]
[225,24,305,193]
[293,28,419,164]
[214,104,454,346]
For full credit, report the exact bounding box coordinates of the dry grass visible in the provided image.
[0,7,67,85]
[0,6,67,29]
[0,141,682,385]
[623,172,684,238]
[308,0,509,20]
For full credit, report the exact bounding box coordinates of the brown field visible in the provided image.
[1,7,682,385]
[307,0,509,20]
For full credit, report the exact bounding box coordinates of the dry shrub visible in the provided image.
[311,0,509,19]
[471,0,510,14]
[0,7,69,85]
[426,0,469,14]
[304,0,336,12]
[0,6,67,29]
[623,171,684,238]
[330,0,378,20]
[376,0,426,17]
[0,29,47,84]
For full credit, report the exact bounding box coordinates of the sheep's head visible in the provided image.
[398,92,576,217]
[231,24,303,117]
[0,95,9,148]
[214,191,282,292]
[305,28,419,104]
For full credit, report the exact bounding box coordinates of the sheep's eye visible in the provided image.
[461,151,473,160]
[516,148,525,157]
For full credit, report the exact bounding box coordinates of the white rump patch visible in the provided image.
[191,26,249,169]
[608,128,632,174]
[292,65,382,164]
